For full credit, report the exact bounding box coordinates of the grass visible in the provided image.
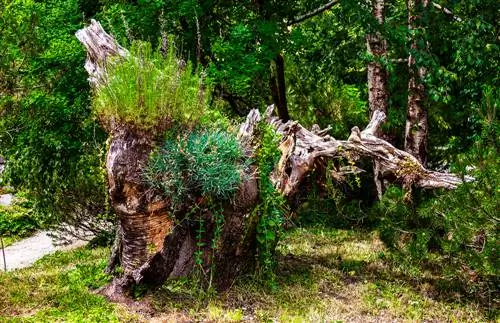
[0,227,497,322]
[0,196,39,247]
[1,235,24,247]
[150,227,497,322]
[0,247,138,322]
[93,40,205,130]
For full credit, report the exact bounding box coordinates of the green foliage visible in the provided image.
[253,123,287,284]
[374,91,499,280]
[144,128,244,211]
[286,8,368,133]
[0,247,139,322]
[0,198,38,239]
[93,40,206,130]
[0,0,109,231]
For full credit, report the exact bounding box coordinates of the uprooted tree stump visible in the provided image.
[76,20,469,301]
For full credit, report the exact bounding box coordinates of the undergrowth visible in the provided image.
[0,194,39,246]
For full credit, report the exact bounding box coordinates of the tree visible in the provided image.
[367,0,389,117]
[0,0,110,238]
[76,20,468,300]
[404,0,429,165]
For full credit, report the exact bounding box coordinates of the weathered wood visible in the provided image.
[75,19,128,87]
[265,109,470,197]
[77,20,469,301]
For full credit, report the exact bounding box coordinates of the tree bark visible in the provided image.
[270,54,290,122]
[367,0,389,198]
[77,20,470,301]
[367,0,389,117]
[106,126,172,274]
[405,0,429,165]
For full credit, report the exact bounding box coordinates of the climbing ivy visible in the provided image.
[253,122,287,285]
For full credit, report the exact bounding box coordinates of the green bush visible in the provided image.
[92,40,206,129]
[144,128,244,210]
[0,0,110,236]
[374,89,499,278]
[0,198,38,238]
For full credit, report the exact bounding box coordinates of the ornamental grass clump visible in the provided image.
[92,40,205,129]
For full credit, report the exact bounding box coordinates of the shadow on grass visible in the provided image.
[275,243,498,320]
[146,227,497,321]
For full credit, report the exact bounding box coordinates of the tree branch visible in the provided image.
[431,2,462,22]
[240,107,472,198]
[287,0,340,26]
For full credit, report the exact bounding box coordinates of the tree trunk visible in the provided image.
[367,0,389,198]
[367,0,388,117]
[77,20,470,301]
[405,0,429,165]
[270,54,290,122]
[106,126,172,274]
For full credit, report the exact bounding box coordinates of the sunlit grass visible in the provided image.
[150,227,493,322]
[0,227,495,322]
[0,247,138,322]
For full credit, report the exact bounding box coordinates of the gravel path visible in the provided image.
[0,231,87,271]
[0,193,88,271]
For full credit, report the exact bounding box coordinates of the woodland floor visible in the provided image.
[0,226,497,322]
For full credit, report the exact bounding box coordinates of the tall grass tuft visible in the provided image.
[92,39,206,130]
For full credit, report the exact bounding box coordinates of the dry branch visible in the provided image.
[240,107,470,198]
[75,19,128,87]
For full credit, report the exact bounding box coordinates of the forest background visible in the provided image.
[0,0,498,321]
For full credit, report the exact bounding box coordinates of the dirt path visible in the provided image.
[0,193,88,271]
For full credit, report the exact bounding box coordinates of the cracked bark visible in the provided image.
[405,0,429,165]
[367,0,389,198]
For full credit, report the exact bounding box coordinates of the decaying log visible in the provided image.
[260,108,470,197]
[77,20,470,301]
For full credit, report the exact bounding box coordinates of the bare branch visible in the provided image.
[245,107,471,197]
[432,2,462,22]
[288,0,340,26]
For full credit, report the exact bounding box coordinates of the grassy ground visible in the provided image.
[0,227,497,322]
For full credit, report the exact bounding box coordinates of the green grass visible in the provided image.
[0,247,138,322]
[93,40,206,130]
[150,227,496,322]
[1,235,24,247]
[0,228,496,322]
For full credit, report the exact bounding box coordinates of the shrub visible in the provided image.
[0,197,38,238]
[144,128,244,211]
[374,88,499,278]
[92,40,207,130]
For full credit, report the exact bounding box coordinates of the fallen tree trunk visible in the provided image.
[76,20,469,301]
